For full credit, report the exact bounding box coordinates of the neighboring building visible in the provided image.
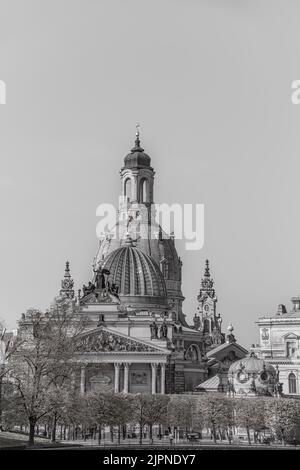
[252,297,300,397]
[18,132,247,395]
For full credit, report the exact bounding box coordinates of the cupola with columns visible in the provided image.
[120,124,155,212]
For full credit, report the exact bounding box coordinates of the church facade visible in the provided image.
[18,132,247,395]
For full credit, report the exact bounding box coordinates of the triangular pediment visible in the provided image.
[75,326,170,354]
[283,332,299,340]
[207,342,248,367]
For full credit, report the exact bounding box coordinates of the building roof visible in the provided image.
[207,341,248,357]
[196,374,226,392]
[123,136,152,169]
[228,351,276,375]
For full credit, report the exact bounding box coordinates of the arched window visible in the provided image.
[203,319,210,334]
[124,178,132,201]
[160,258,169,278]
[139,178,148,203]
[185,345,199,362]
[288,372,297,394]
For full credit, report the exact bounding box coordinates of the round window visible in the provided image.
[237,372,247,383]
[260,371,268,382]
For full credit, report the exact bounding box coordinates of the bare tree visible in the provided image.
[265,397,300,445]
[235,397,265,445]
[133,394,169,445]
[197,394,234,444]
[8,299,86,446]
[167,395,195,441]
[0,320,19,430]
[141,395,170,444]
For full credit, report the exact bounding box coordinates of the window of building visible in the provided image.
[288,372,297,394]
[124,178,132,201]
[139,178,148,203]
[286,341,297,358]
[160,259,169,278]
[203,319,210,334]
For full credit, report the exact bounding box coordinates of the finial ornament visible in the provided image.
[130,123,144,153]
[136,123,140,138]
[204,259,210,277]
[60,260,75,299]
[198,259,215,299]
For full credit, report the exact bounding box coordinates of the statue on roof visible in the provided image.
[150,321,158,340]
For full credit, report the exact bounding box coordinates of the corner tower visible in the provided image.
[195,260,224,349]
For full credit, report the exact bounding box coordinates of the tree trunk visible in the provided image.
[149,424,153,444]
[28,418,37,446]
[51,413,57,443]
[212,424,217,444]
[282,429,285,446]
[110,426,114,442]
[98,425,101,445]
[118,425,121,445]
[139,424,143,445]
[246,427,251,445]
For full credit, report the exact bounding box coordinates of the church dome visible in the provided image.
[123,136,151,169]
[228,352,277,397]
[101,237,167,306]
[228,352,276,376]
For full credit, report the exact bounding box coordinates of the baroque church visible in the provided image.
[20,131,247,395]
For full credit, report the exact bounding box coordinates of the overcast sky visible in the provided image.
[1,0,300,347]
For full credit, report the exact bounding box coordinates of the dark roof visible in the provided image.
[123,137,152,169]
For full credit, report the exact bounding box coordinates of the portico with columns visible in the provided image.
[78,359,168,395]
[74,325,171,395]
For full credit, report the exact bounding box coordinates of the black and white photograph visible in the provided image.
[0,0,300,462]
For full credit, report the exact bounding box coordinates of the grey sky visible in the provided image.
[0,0,300,347]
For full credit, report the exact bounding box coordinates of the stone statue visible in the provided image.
[150,321,158,340]
[274,381,283,397]
[160,321,168,339]
[82,281,96,297]
[107,284,120,303]
[93,267,110,290]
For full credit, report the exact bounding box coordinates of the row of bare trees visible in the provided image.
[1,302,300,446]
[3,386,300,446]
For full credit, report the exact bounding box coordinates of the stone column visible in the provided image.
[114,363,121,393]
[123,363,130,393]
[160,363,166,394]
[80,365,86,394]
[151,363,157,394]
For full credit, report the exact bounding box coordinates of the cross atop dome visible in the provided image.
[130,123,145,153]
